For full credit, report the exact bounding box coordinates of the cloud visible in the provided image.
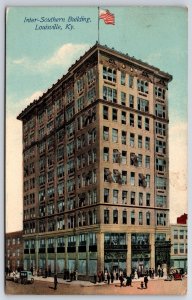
[45,43,90,67]
[7,90,44,117]
[10,43,90,73]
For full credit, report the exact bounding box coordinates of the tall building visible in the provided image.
[17,43,172,279]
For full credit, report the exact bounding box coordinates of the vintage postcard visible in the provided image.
[5,6,187,295]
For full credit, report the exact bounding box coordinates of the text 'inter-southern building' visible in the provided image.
[17,43,172,279]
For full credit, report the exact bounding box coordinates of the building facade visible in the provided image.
[170,214,187,272]
[17,43,172,278]
[5,231,23,272]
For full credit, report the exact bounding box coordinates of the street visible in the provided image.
[5,277,187,295]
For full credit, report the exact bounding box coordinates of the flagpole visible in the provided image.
[98,6,100,44]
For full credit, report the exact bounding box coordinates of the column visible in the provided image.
[97,232,104,272]
[150,233,155,269]
[127,233,132,275]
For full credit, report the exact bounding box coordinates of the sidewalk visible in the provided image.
[33,275,167,287]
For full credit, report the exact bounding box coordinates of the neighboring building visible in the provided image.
[5,231,23,272]
[17,43,172,278]
[170,214,188,272]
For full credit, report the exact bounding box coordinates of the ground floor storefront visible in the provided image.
[22,229,171,279]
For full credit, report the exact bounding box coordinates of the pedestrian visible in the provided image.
[94,273,97,284]
[130,274,132,286]
[110,272,114,283]
[144,275,148,289]
[119,274,124,287]
[149,268,152,278]
[54,273,58,290]
[126,275,130,286]
[107,272,110,284]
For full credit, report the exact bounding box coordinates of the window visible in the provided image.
[137,79,148,93]
[103,106,109,120]
[175,230,181,244]
[179,230,184,239]
[145,156,150,168]
[130,153,136,166]
[138,135,142,148]
[113,210,118,224]
[146,174,150,188]
[113,149,121,163]
[121,131,126,145]
[122,191,128,204]
[139,212,143,225]
[156,122,166,136]
[129,95,134,108]
[57,237,65,247]
[137,98,149,112]
[66,89,74,103]
[87,87,96,103]
[79,234,86,246]
[129,75,134,88]
[155,86,166,99]
[179,243,184,254]
[112,108,118,121]
[155,104,166,118]
[122,211,127,224]
[131,211,135,224]
[145,118,149,131]
[103,126,109,141]
[156,158,166,172]
[156,140,166,154]
[121,111,126,124]
[157,213,166,226]
[145,137,150,150]
[112,129,118,143]
[131,191,135,205]
[103,66,116,82]
[121,92,126,106]
[156,195,166,207]
[121,151,127,164]
[130,172,135,186]
[113,190,118,204]
[122,171,127,184]
[130,113,134,127]
[104,209,109,224]
[77,77,84,93]
[103,86,117,103]
[77,96,84,112]
[121,72,126,85]
[66,122,74,138]
[104,189,110,203]
[130,133,135,147]
[146,212,150,225]
[146,193,150,206]
[156,176,166,190]
[103,147,109,162]
[66,106,74,122]
[89,233,97,245]
[173,244,178,254]
[139,193,143,206]
[137,116,142,129]
[138,154,142,167]
[87,67,96,84]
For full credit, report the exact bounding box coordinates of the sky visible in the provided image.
[6,6,188,232]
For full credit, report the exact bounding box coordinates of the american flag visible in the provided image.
[99,9,115,25]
